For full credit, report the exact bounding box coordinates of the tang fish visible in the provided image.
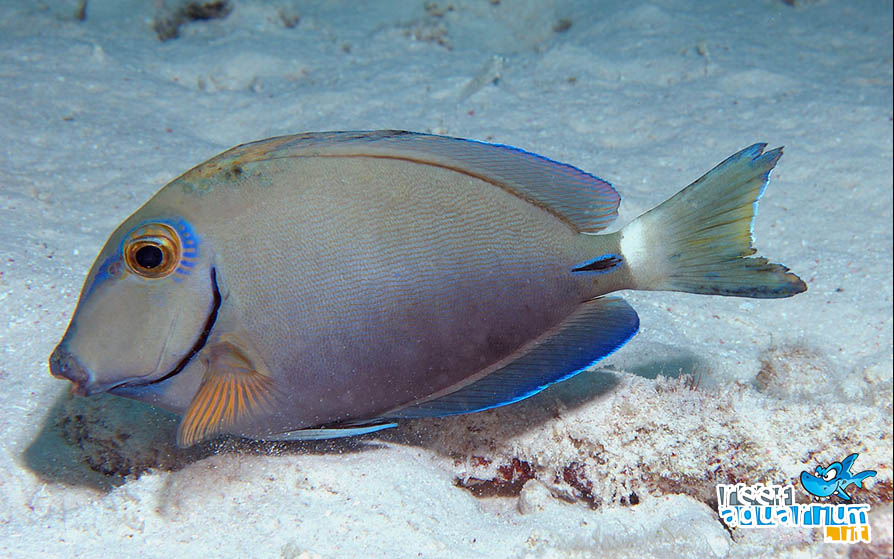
[49,131,806,447]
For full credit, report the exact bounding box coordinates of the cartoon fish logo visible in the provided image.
[800,453,877,500]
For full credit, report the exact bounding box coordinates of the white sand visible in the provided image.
[1,0,891,557]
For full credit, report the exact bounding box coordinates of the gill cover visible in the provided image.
[50,216,216,396]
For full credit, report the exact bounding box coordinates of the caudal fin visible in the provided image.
[620,144,807,298]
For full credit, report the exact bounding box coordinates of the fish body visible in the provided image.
[800,453,877,500]
[50,131,806,446]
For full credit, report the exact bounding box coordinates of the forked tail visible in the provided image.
[619,144,807,298]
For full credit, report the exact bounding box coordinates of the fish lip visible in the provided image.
[50,343,135,395]
[113,266,221,391]
[49,344,91,395]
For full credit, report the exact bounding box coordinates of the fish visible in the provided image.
[800,453,877,500]
[49,130,807,447]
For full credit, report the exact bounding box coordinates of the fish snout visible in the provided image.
[800,471,833,497]
[49,344,92,396]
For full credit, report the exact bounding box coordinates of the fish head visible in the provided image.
[799,462,842,498]
[50,212,217,402]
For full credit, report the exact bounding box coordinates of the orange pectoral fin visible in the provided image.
[177,340,278,448]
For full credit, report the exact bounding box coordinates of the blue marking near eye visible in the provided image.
[170,218,199,245]
[83,255,123,298]
[171,217,201,278]
[571,253,623,274]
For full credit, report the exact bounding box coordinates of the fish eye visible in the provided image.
[123,223,181,278]
[822,467,838,481]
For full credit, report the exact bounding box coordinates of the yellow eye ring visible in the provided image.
[123,223,181,279]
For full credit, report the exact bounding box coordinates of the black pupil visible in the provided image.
[135,245,164,269]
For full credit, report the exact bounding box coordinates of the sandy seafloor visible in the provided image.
[0,0,892,557]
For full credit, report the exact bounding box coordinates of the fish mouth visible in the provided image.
[49,345,92,395]
[112,266,222,391]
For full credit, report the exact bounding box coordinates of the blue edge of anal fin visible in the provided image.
[265,422,398,441]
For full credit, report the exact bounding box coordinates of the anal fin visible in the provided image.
[387,296,639,419]
[264,422,397,441]
[177,340,279,447]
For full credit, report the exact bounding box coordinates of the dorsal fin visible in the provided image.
[840,453,858,474]
[198,130,620,233]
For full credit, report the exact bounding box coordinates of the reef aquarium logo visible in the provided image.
[716,453,877,544]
